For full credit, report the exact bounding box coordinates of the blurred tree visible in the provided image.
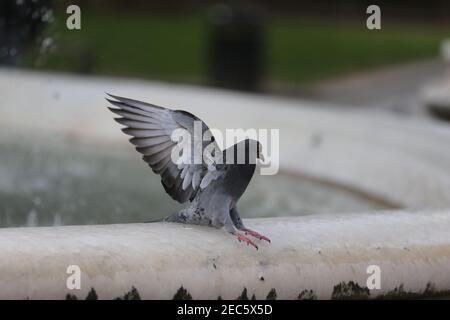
[208,4,265,92]
[0,0,53,65]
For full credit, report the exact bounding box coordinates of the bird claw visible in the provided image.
[236,233,258,250]
[244,229,271,243]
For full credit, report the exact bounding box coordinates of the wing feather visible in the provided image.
[144,152,172,166]
[151,156,171,173]
[114,118,165,130]
[108,107,160,124]
[129,136,170,147]
[122,128,167,138]
[106,94,225,203]
[136,140,173,156]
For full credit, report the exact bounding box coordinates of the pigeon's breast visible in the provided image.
[220,164,256,201]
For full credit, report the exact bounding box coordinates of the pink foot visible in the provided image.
[244,229,271,243]
[236,233,258,250]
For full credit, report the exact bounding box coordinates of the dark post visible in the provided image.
[207,4,265,92]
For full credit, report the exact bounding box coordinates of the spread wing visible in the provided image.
[106,94,224,203]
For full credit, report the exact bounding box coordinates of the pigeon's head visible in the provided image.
[255,140,265,162]
[235,139,265,164]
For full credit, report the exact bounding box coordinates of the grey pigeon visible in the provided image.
[106,94,270,249]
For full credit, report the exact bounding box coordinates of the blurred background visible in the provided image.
[2,0,450,93]
[1,0,450,228]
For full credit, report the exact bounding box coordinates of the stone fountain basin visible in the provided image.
[1,68,450,299]
[1,210,450,300]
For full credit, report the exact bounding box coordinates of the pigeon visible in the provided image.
[106,94,270,249]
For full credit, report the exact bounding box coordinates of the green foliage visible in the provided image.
[23,8,449,85]
[266,288,277,300]
[331,281,370,300]
[298,289,317,300]
[85,288,98,300]
[237,288,249,300]
[65,293,78,300]
[115,287,141,300]
[173,286,193,300]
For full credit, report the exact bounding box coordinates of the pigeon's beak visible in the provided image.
[258,153,265,163]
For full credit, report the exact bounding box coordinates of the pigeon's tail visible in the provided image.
[163,207,214,226]
[162,211,187,223]
[145,212,184,223]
